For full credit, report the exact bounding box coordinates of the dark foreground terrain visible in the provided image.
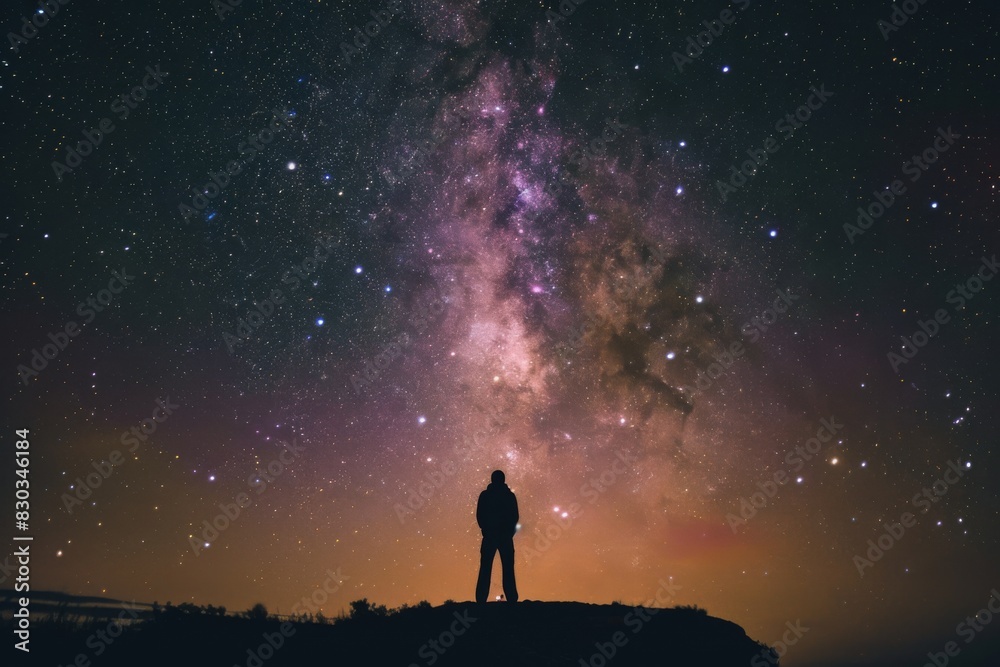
[3,595,776,666]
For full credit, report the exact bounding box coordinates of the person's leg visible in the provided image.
[498,537,518,603]
[476,537,496,603]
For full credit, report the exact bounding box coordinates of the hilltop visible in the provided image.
[1,593,776,666]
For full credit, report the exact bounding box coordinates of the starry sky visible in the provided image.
[3,0,999,665]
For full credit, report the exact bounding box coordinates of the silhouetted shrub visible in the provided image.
[676,604,708,615]
[348,598,388,619]
[245,602,269,621]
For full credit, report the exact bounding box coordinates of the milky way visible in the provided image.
[5,1,998,665]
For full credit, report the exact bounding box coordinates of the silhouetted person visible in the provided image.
[475,470,519,603]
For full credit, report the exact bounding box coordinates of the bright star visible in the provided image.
[287,161,297,170]
[316,318,324,326]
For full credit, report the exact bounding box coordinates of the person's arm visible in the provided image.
[511,494,519,531]
[476,491,484,530]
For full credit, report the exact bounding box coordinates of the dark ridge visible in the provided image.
[2,597,777,667]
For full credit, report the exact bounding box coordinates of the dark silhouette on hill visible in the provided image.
[476,469,519,603]
[0,593,781,666]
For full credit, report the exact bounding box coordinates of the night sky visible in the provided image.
[3,0,999,664]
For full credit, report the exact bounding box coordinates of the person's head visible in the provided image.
[491,470,505,484]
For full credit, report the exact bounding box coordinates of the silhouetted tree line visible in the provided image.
[149,598,434,625]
